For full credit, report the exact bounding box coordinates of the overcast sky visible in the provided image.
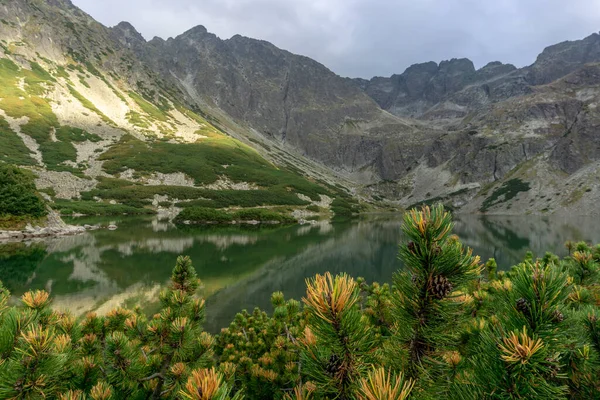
[71,0,600,78]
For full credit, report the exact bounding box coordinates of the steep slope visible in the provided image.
[352,32,600,214]
[0,0,344,220]
[110,23,426,183]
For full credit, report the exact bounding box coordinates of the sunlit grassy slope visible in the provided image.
[0,50,339,215]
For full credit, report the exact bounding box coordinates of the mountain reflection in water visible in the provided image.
[0,214,598,333]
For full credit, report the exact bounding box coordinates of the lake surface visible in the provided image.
[1,214,599,333]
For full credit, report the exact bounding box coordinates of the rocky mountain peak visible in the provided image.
[403,61,439,75]
[180,25,210,39]
[438,58,475,74]
[527,32,600,84]
[111,21,146,49]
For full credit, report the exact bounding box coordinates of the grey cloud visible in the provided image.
[72,0,600,78]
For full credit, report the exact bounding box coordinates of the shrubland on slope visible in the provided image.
[2,0,600,215]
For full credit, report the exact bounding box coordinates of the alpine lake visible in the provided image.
[0,213,598,333]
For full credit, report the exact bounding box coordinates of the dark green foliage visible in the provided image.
[52,200,155,216]
[176,208,233,224]
[481,178,531,212]
[0,205,599,399]
[301,272,378,398]
[232,209,295,224]
[178,190,310,208]
[0,116,36,165]
[0,164,46,218]
[175,207,295,224]
[0,257,241,399]
[99,135,329,200]
[390,205,480,394]
[331,197,360,219]
[216,293,304,399]
[86,183,309,209]
[0,242,46,292]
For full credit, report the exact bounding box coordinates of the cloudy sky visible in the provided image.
[71,0,600,78]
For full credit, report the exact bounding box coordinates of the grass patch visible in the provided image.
[67,85,115,125]
[128,91,169,122]
[55,66,70,79]
[480,178,531,212]
[126,111,150,128]
[174,105,221,137]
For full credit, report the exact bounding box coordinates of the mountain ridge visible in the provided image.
[2,0,600,215]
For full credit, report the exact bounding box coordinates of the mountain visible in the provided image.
[0,0,350,221]
[1,0,600,216]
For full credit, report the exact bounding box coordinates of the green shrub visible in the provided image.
[331,197,359,218]
[0,116,36,165]
[52,200,155,216]
[175,207,295,224]
[480,178,531,212]
[99,135,329,199]
[175,207,233,224]
[0,164,46,218]
[232,208,295,223]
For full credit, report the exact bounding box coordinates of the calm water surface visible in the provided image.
[0,214,598,332]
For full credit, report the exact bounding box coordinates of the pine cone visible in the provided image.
[407,241,416,254]
[516,298,531,316]
[429,275,453,299]
[551,310,564,323]
[326,354,342,376]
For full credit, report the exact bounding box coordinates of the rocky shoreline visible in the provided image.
[0,224,87,241]
[0,209,105,242]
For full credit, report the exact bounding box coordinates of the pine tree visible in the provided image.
[139,255,214,398]
[299,272,377,399]
[387,204,481,394]
[463,259,575,398]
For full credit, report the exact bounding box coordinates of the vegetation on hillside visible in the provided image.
[0,164,46,228]
[99,135,330,200]
[0,58,101,175]
[175,207,297,225]
[1,205,599,398]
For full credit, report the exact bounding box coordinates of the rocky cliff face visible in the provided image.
[110,23,397,174]
[358,32,600,123]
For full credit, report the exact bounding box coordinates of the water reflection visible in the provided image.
[0,214,599,332]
